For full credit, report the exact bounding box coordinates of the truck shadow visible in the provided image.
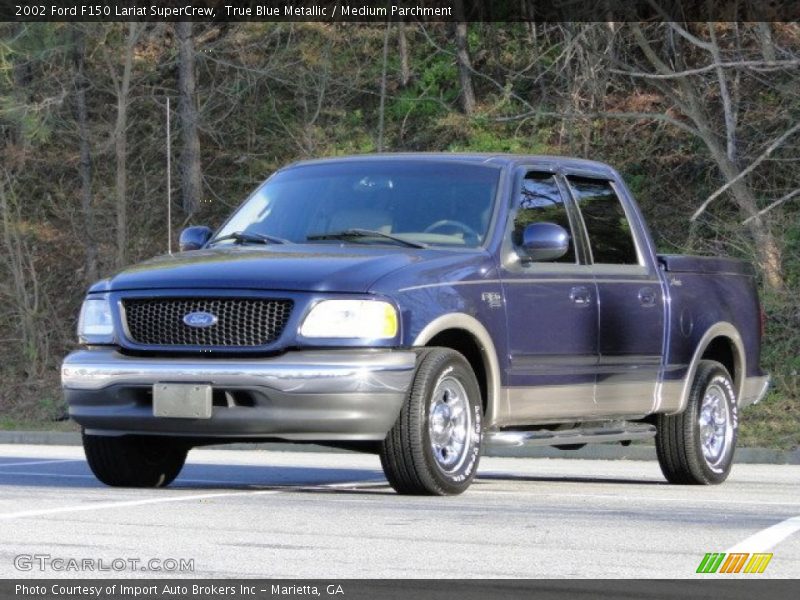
[0,456,664,493]
[477,472,665,485]
[0,456,385,491]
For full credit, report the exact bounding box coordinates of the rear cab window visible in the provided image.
[566,176,640,266]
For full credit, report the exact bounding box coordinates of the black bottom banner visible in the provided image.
[1,580,797,600]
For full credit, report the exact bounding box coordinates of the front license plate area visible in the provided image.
[153,384,213,419]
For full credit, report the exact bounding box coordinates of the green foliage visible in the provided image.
[0,24,63,144]
[739,391,800,450]
[389,53,458,121]
[448,127,527,153]
[37,394,65,421]
[783,224,800,289]
[622,172,647,197]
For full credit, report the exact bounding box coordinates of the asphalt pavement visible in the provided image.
[0,444,798,579]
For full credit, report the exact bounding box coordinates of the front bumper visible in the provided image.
[62,348,417,441]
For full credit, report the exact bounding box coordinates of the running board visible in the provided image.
[486,422,657,447]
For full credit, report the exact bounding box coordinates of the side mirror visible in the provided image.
[520,222,570,262]
[179,226,213,252]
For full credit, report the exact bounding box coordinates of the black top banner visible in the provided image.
[2,0,799,22]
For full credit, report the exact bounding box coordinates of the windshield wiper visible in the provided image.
[307,229,427,249]
[210,231,291,246]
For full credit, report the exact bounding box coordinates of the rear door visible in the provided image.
[499,169,598,422]
[565,175,665,416]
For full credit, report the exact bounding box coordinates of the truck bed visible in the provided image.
[658,254,755,277]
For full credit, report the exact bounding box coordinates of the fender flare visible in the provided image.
[413,313,504,427]
[664,321,746,415]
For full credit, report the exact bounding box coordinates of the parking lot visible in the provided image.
[0,444,798,578]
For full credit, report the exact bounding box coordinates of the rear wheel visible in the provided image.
[656,360,738,485]
[83,432,188,488]
[380,348,483,495]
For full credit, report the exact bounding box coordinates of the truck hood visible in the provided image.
[98,245,429,293]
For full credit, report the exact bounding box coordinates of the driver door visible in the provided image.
[499,169,599,422]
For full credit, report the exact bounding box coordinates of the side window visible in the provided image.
[567,177,639,265]
[512,172,575,264]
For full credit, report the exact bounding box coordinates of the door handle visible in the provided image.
[569,286,592,307]
[638,287,657,307]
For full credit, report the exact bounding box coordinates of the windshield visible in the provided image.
[213,160,501,248]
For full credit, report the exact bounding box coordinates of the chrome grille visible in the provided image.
[122,298,293,347]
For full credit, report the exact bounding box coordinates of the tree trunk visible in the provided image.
[716,156,784,291]
[10,23,33,154]
[453,1,476,115]
[755,22,776,62]
[698,122,784,290]
[398,22,411,87]
[113,23,138,269]
[377,23,390,152]
[72,25,97,282]
[177,21,202,217]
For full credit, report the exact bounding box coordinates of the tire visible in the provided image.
[380,348,483,496]
[656,360,738,485]
[83,432,189,488]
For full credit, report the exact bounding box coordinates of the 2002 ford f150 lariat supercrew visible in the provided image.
[63,154,770,495]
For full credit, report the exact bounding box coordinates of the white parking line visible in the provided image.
[0,470,384,521]
[0,459,81,468]
[478,488,800,508]
[727,515,800,553]
[0,489,284,521]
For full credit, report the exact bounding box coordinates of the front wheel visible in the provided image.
[656,360,738,485]
[380,348,483,495]
[83,433,189,488]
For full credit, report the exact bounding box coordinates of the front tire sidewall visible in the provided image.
[421,360,482,492]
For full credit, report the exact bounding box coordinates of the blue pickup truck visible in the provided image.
[62,154,769,495]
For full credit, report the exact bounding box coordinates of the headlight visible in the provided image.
[78,296,115,344]
[300,300,398,340]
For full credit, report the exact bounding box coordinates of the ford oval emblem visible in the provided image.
[183,311,218,328]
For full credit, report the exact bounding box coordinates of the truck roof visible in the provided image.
[286,153,617,177]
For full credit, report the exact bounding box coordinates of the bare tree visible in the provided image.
[755,22,776,62]
[177,21,202,216]
[9,24,33,152]
[71,25,97,282]
[487,22,794,290]
[453,0,476,115]
[619,23,790,290]
[106,22,142,268]
[398,22,411,87]
[377,23,390,152]
[0,174,45,379]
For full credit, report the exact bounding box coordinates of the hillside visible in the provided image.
[0,21,798,447]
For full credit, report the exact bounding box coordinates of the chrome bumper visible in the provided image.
[62,348,417,441]
[62,348,416,394]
